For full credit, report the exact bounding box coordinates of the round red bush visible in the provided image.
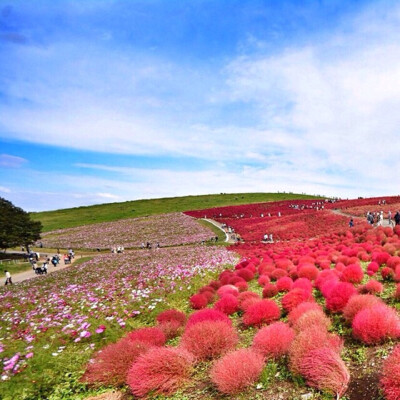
[276,277,293,292]
[258,275,270,287]
[127,347,194,397]
[181,320,238,360]
[325,282,357,313]
[340,264,364,284]
[293,309,331,332]
[236,268,255,282]
[252,322,295,359]
[297,264,319,281]
[210,349,264,395]
[292,278,313,293]
[381,267,395,281]
[288,302,322,325]
[243,299,280,327]
[363,279,384,294]
[127,327,166,346]
[234,280,249,292]
[156,309,186,327]
[217,284,239,298]
[189,293,208,309]
[214,294,239,315]
[270,268,288,280]
[83,338,150,387]
[238,291,260,311]
[343,294,383,323]
[367,261,379,275]
[352,304,400,344]
[186,309,232,328]
[158,320,183,340]
[262,283,278,298]
[282,288,313,312]
[380,344,400,400]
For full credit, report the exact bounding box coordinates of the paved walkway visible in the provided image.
[201,218,237,243]
[330,209,394,227]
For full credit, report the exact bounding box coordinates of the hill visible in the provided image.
[31,192,323,232]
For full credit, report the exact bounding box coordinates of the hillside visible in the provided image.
[31,192,323,232]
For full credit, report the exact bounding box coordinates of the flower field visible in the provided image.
[2,195,400,400]
[39,213,214,249]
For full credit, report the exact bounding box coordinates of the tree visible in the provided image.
[0,197,42,252]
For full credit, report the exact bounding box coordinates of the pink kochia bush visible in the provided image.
[352,303,400,344]
[252,322,295,359]
[127,347,194,397]
[156,309,187,339]
[210,349,264,395]
[189,293,208,309]
[243,299,280,327]
[325,282,357,313]
[214,294,239,315]
[82,338,150,387]
[380,344,400,400]
[342,294,383,323]
[181,320,238,360]
[282,288,313,312]
[186,309,231,328]
[298,346,350,398]
[293,310,331,332]
[127,327,166,347]
[288,302,322,325]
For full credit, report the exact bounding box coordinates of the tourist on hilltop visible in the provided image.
[388,210,393,226]
[4,270,12,285]
[379,211,384,226]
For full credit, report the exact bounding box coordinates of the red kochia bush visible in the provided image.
[217,285,239,298]
[156,309,186,326]
[276,277,293,292]
[234,280,249,292]
[363,279,384,294]
[127,347,194,397]
[210,349,264,394]
[288,302,322,325]
[127,327,166,346]
[181,320,238,360]
[252,322,295,359]
[298,346,350,398]
[367,261,379,275]
[352,304,400,344]
[262,283,278,298]
[292,278,313,293]
[186,309,231,328]
[243,299,281,327]
[382,267,395,280]
[342,294,383,323]
[325,282,357,313]
[258,275,270,287]
[189,293,208,309]
[380,344,400,400]
[238,291,261,311]
[235,268,255,282]
[282,288,313,312]
[297,264,319,281]
[340,264,364,284]
[293,310,331,332]
[214,294,239,315]
[82,338,150,386]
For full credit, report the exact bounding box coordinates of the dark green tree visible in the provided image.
[0,197,42,251]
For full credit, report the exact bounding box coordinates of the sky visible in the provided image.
[1,0,400,211]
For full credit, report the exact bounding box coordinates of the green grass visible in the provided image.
[31,192,324,232]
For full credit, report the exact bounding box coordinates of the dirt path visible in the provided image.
[201,218,237,243]
[330,208,394,227]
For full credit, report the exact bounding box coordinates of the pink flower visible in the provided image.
[95,325,106,334]
[25,352,34,359]
[80,330,92,338]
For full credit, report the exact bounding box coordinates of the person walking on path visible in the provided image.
[395,211,400,226]
[4,270,12,285]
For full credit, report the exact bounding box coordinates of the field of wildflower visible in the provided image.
[39,213,214,249]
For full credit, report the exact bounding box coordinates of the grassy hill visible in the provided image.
[31,192,324,232]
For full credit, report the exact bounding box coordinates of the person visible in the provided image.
[388,211,392,226]
[263,233,268,242]
[4,270,12,285]
[51,255,59,267]
[349,218,354,228]
[269,233,274,243]
[39,242,43,248]
[395,211,400,226]
[379,211,384,226]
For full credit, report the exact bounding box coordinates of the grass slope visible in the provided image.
[32,192,322,232]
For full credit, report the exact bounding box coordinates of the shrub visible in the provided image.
[262,283,278,298]
[181,320,238,360]
[380,344,400,400]
[258,275,270,287]
[210,349,264,395]
[214,294,239,315]
[374,251,390,266]
[298,346,350,397]
[367,261,379,275]
[252,322,295,359]
[343,294,383,323]
[293,310,331,332]
[282,288,313,312]
[325,282,357,313]
[186,309,231,328]
[217,284,239,298]
[363,279,384,294]
[292,278,313,293]
[127,347,194,397]
[297,264,319,281]
[340,264,363,284]
[156,309,186,326]
[82,338,150,387]
[126,327,166,347]
[387,256,400,270]
[315,270,339,290]
[352,304,400,344]
[158,321,183,340]
[189,293,208,309]
[288,302,322,325]
[394,283,400,300]
[243,299,281,327]
[238,291,261,311]
[236,268,255,282]
[289,326,342,374]
[270,268,288,280]
[276,277,293,292]
[382,267,395,281]
[234,280,249,292]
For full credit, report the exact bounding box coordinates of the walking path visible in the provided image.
[330,209,394,227]
[201,218,236,243]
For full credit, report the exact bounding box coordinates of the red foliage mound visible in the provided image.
[127,327,166,347]
[127,347,194,397]
[82,338,150,386]
[181,320,238,360]
[340,264,364,284]
[242,299,281,327]
[298,346,350,397]
[380,344,400,400]
[210,349,264,395]
[395,283,400,300]
[288,302,322,325]
[235,268,255,282]
[297,264,319,281]
[293,310,331,332]
[362,279,384,294]
[217,284,239,298]
[189,293,208,309]
[382,267,395,280]
[282,288,313,312]
[325,282,357,313]
[214,294,239,315]
[186,309,231,328]
[258,275,270,287]
[156,309,186,326]
[238,291,261,311]
[343,294,383,323]
[276,277,293,292]
[270,268,288,280]
[352,304,400,344]
[262,283,278,298]
[252,322,295,359]
[158,320,183,340]
[292,278,313,293]
[367,261,379,275]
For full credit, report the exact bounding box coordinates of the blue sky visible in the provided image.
[1,0,399,211]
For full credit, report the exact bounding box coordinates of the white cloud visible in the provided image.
[0,154,28,168]
[0,186,11,193]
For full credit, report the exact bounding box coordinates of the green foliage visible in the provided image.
[0,197,42,251]
[31,192,323,232]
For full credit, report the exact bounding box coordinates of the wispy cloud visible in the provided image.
[0,154,28,168]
